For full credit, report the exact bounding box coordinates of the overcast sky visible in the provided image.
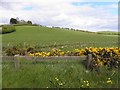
[0,0,119,32]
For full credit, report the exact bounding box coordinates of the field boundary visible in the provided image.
[2,54,119,69]
[2,55,90,69]
[1,55,87,61]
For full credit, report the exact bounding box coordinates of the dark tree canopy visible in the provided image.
[10,17,32,25]
[10,18,18,24]
[27,20,32,24]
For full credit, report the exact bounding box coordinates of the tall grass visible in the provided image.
[2,59,119,88]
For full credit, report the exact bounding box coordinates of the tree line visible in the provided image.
[10,17,32,25]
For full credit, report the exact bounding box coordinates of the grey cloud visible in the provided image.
[0,0,118,32]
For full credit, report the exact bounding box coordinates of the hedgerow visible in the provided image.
[1,25,16,34]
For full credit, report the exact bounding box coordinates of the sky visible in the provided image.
[0,0,119,32]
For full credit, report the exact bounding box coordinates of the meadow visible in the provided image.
[2,59,119,88]
[97,31,120,35]
[2,26,118,50]
[1,25,119,88]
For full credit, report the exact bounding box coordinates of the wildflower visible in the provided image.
[29,53,34,56]
[107,78,112,84]
[55,77,59,81]
[47,52,50,56]
[87,83,90,87]
[83,80,90,87]
[85,70,89,73]
[60,52,65,56]
[59,83,63,86]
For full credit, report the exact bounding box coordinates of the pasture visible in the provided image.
[1,25,119,88]
[2,26,118,50]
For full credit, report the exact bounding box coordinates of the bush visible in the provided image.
[1,25,16,34]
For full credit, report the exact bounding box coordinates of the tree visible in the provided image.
[27,20,32,24]
[10,18,18,24]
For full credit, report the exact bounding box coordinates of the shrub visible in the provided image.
[1,25,16,34]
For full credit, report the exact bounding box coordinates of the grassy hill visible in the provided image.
[97,31,119,35]
[2,26,118,50]
[2,25,119,88]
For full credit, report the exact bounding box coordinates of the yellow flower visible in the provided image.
[60,52,65,56]
[59,83,63,86]
[29,53,34,56]
[107,78,112,84]
[107,80,112,84]
[87,83,90,87]
[55,77,59,81]
[47,52,50,56]
[86,81,89,83]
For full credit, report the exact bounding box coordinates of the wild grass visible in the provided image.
[2,59,119,88]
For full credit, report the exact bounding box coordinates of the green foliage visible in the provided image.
[27,20,32,24]
[3,44,35,56]
[9,17,33,25]
[10,18,18,24]
[1,25,16,34]
[2,59,119,88]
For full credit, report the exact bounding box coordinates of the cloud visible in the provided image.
[0,0,118,32]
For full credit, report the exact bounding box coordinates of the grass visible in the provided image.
[97,31,120,35]
[2,26,118,50]
[1,25,119,88]
[2,59,119,88]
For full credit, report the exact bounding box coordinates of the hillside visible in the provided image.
[2,26,118,50]
[97,31,119,35]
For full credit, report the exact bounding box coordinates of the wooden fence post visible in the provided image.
[86,54,92,69]
[14,55,20,69]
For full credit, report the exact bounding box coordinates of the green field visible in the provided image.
[97,31,120,35]
[1,25,119,88]
[2,59,119,88]
[2,26,118,50]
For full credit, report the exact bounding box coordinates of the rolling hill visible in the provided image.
[2,26,118,50]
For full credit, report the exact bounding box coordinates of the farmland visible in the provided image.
[97,31,120,35]
[2,26,118,50]
[1,25,120,88]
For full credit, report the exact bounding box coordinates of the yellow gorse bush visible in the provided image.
[28,47,120,70]
[28,47,120,57]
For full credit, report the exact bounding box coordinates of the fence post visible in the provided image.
[86,54,92,69]
[14,55,20,69]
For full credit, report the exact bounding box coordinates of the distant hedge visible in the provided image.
[1,25,16,34]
